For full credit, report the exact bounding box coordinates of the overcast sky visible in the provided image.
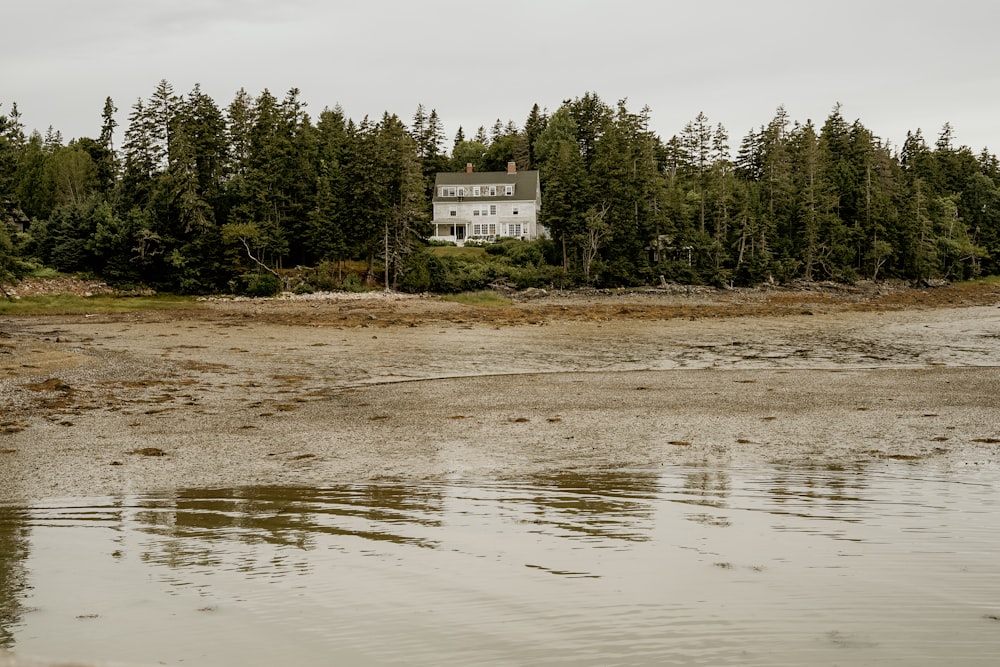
[4,0,999,155]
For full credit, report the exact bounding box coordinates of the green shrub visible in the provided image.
[302,261,339,291]
[505,263,563,289]
[398,251,434,293]
[243,273,282,297]
[484,242,508,256]
[339,272,369,292]
[29,265,61,279]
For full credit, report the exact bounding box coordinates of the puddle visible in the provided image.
[2,463,999,666]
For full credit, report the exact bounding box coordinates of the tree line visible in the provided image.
[2,82,998,294]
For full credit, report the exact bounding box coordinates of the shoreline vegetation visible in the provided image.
[3,89,1000,302]
[2,273,999,322]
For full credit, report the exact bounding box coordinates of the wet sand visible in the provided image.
[2,288,1000,502]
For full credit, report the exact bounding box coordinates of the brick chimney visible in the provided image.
[507,161,517,174]
[466,163,473,173]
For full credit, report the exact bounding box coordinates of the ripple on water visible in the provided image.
[2,461,999,666]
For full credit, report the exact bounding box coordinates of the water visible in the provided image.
[2,462,999,666]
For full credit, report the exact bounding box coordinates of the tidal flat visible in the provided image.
[2,286,999,665]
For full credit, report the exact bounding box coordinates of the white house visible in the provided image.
[429,161,543,245]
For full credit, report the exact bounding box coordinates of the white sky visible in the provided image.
[3,0,999,154]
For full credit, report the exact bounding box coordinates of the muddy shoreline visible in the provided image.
[2,284,1000,502]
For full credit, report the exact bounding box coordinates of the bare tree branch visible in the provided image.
[239,237,280,278]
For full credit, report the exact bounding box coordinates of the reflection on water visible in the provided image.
[134,485,447,576]
[0,508,31,650]
[509,471,660,543]
[2,462,1000,666]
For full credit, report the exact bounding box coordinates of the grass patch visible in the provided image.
[440,291,512,307]
[28,266,62,279]
[428,245,487,258]
[0,294,201,315]
[959,275,1000,287]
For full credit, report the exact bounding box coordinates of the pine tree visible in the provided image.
[375,113,426,289]
[680,111,713,234]
[95,97,118,195]
[226,88,255,180]
[790,120,840,280]
[222,89,290,275]
[120,98,158,210]
[757,106,794,279]
[534,106,588,274]
[308,106,350,269]
[148,79,178,171]
[708,123,735,273]
[410,104,427,150]
[0,104,22,199]
[523,103,548,169]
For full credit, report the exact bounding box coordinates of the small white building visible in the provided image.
[429,161,544,245]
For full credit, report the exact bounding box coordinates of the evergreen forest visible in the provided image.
[2,82,998,295]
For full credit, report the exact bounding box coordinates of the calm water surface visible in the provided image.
[2,462,999,666]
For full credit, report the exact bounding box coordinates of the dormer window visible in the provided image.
[489,186,497,196]
[472,186,481,196]
[505,185,513,196]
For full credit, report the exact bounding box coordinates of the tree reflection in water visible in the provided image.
[678,465,732,526]
[122,473,665,579]
[132,484,447,574]
[0,507,30,650]
[515,471,660,542]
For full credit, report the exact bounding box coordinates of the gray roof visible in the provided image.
[433,169,540,202]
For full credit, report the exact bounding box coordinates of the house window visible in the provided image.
[449,207,457,217]
[508,223,522,237]
[441,187,457,197]
[473,209,480,216]
[512,207,519,215]
[457,187,465,197]
[489,185,497,196]
[505,185,513,196]
[488,223,496,235]
[472,186,481,196]
[489,204,497,216]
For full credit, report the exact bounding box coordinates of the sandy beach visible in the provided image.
[2,284,1000,502]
